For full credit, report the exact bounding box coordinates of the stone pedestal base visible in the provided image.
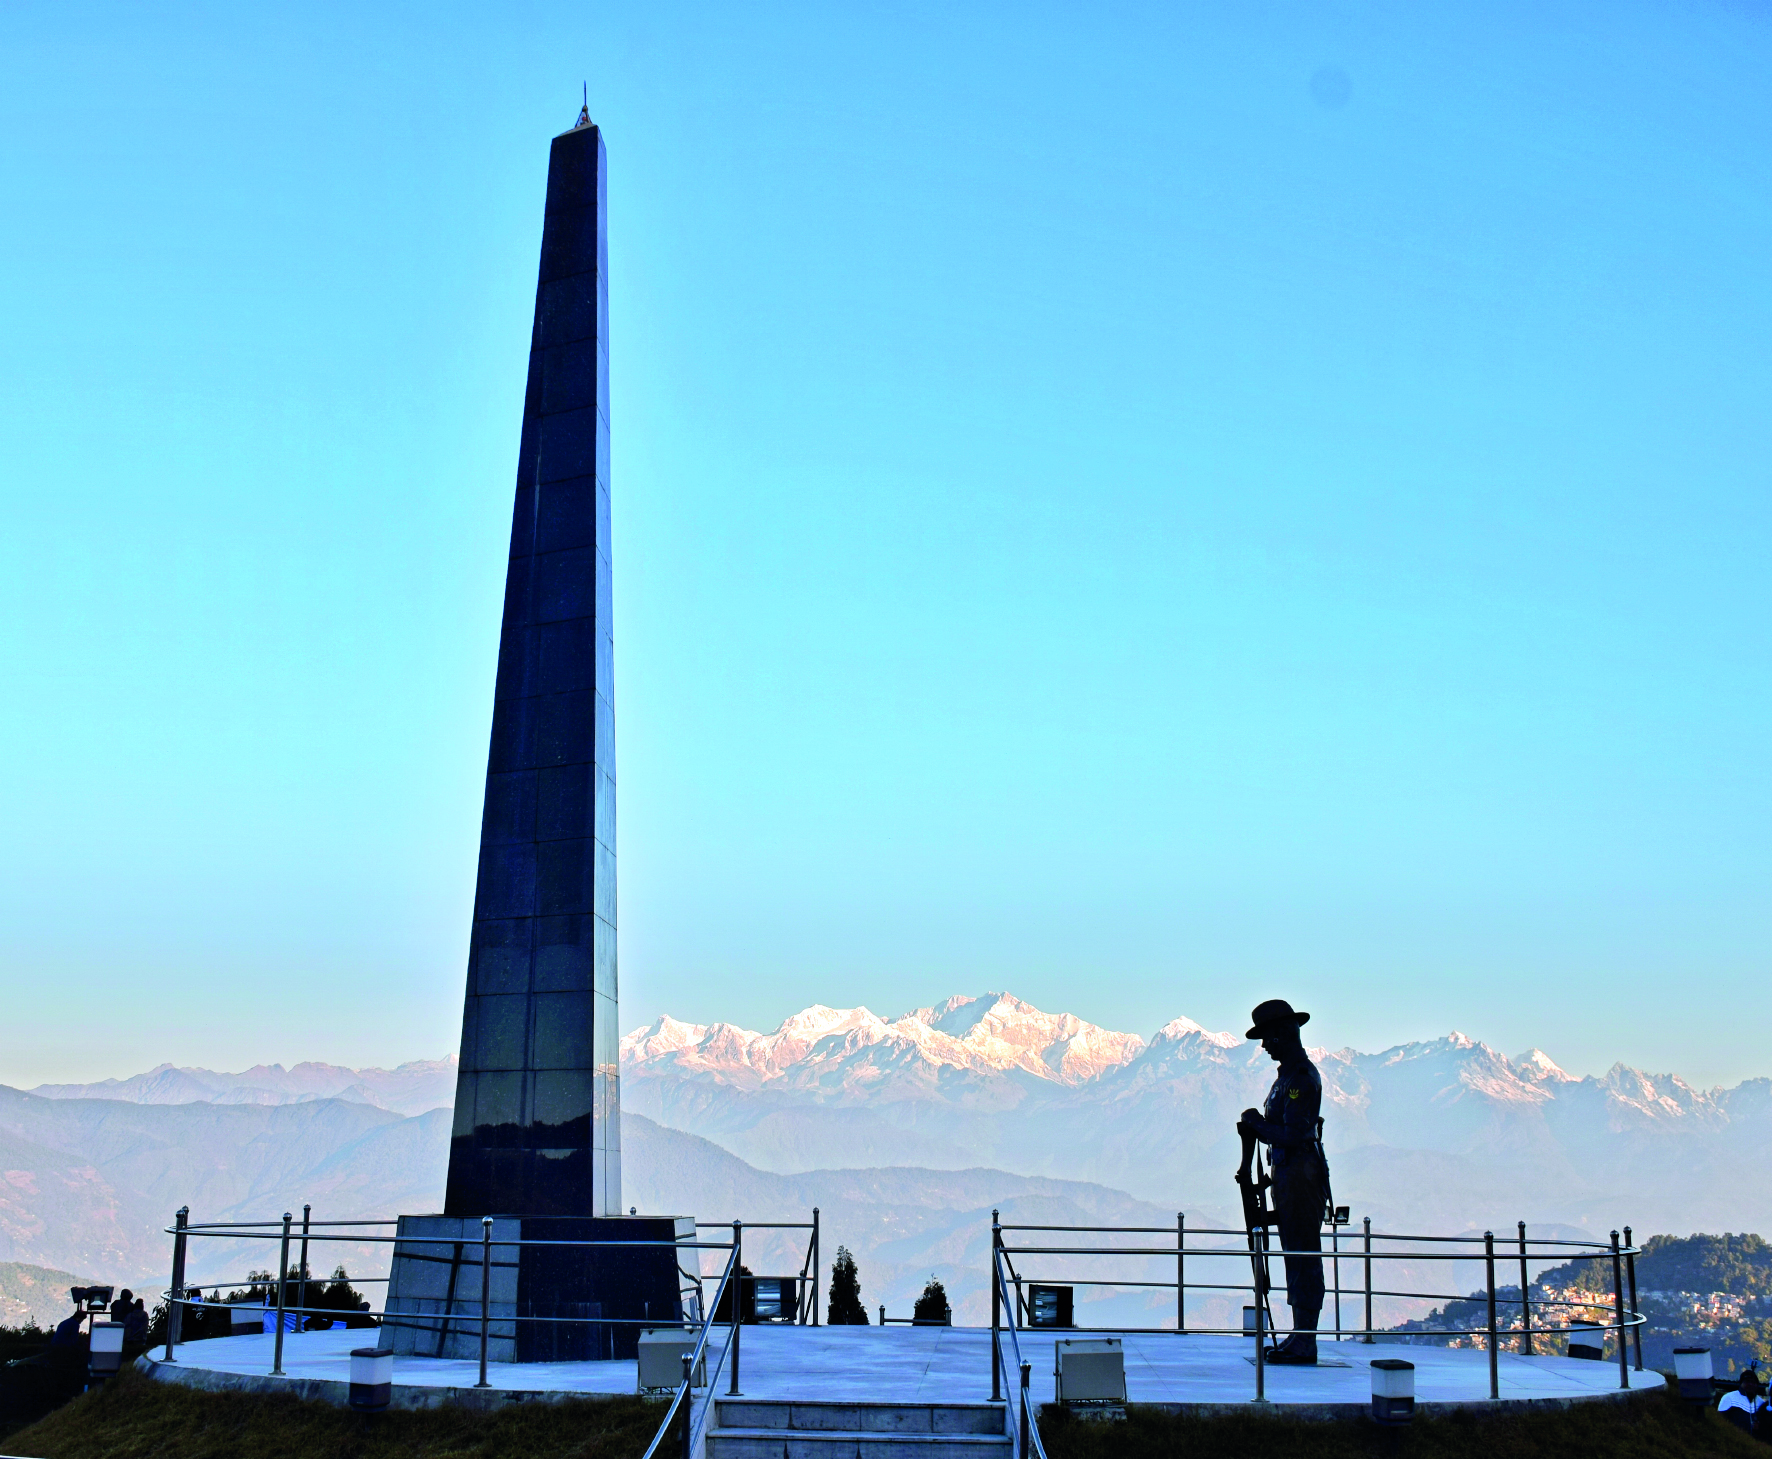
[380,1214,695,1362]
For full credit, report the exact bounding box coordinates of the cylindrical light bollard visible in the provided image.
[1370,1357,1414,1425]
[1672,1346,1713,1400]
[272,1212,292,1377]
[349,1346,392,1411]
[89,1320,125,1385]
[1568,1319,1603,1359]
[1484,1231,1498,1400]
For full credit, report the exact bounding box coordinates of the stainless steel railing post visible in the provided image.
[1518,1221,1532,1356]
[164,1205,188,1362]
[271,1211,292,1376]
[728,1221,743,1395]
[1177,1212,1185,1334]
[476,1216,492,1387]
[1254,1276,1268,1404]
[1484,1231,1498,1400]
[681,1354,694,1459]
[991,1211,1002,1401]
[1019,1360,1031,1458]
[1624,1225,1642,1371]
[298,1204,311,1323]
[812,1206,821,1326]
[1330,1217,1341,1341]
[1362,1217,1373,1343]
[1611,1231,1628,1390]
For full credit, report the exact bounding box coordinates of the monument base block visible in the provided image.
[380,1214,694,1363]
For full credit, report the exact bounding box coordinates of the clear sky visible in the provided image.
[1,0,1767,1089]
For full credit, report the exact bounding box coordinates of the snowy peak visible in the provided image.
[897,992,1146,1082]
[621,992,1146,1093]
[1514,1048,1572,1083]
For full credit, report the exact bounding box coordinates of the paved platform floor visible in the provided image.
[144,1325,1665,1415]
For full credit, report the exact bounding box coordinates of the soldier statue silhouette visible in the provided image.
[1236,999,1330,1365]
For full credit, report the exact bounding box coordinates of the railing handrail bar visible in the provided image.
[168,1229,736,1249]
[640,1242,740,1459]
[992,1242,1049,1459]
[181,1277,391,1290]
[174,1219,400,1229]
[1000,1242,1630,1261]
[692,1221,812,1230]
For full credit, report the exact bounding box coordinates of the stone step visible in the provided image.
[714,1400,1004,1436]
[706,1429,1011,1459]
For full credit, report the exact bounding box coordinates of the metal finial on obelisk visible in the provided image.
[577,82,591,129]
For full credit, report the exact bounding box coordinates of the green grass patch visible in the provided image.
[4,1368,680,1459]
[1039,1387,1757,1459]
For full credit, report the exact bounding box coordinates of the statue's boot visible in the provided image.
[1264,1308,1320,1365]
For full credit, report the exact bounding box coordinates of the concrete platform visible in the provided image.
[141,1324,1666,1417]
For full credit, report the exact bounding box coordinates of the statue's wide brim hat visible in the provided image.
[1246,999,1310,1040]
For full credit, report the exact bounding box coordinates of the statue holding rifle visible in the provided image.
[1236,999,1330,1366]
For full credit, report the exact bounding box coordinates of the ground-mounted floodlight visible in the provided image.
[1370,1358,1414,1424]
[349,1347,392,1412]
[1029,1284,1073,1328]
[1672,1347,1713,1400]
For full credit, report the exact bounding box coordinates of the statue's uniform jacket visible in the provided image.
[1247,1052,1328,1316]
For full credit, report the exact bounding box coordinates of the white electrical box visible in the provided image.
[638,1329,707,1392]
[1054,1338,1125,1403]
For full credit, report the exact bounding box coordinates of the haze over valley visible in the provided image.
[6,991,1767,1328]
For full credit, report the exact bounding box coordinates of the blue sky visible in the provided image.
[0,0,1767,1088]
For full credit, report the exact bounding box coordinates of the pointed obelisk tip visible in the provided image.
[576,80,591,130]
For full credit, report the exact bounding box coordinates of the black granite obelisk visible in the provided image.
[381,116,690,1365]
[442,113,619,1224]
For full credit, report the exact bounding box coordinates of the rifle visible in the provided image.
[1236,1121,1277,1344]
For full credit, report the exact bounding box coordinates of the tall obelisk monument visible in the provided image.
[444,110,619,1220]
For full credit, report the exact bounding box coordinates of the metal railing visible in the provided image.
[640,1236,742,1459]
[990,1233,1050,1459]
[990,1210,1645,1403]
[694,1212,820,1325]
[158,1204,819,1390]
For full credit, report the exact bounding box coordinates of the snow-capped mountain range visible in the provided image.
[622,995,1152,1092]
[621,992,1772,1238]
[20,991,1766,1240]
